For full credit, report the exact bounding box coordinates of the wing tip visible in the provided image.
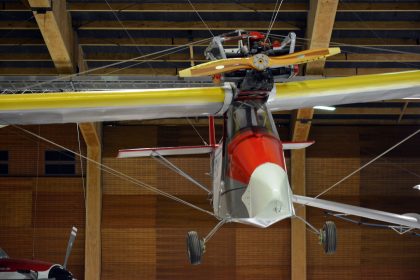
[328,47,341,56]
[179,68,192,78]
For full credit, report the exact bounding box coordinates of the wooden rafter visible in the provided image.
[28,0,75,74]
[1,20,419,31]
[2,37,418,48]
[4,52,420,64]
[5,2,420,12]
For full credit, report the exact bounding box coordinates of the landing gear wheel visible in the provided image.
[320,221,337,254]
[186,231,205,265]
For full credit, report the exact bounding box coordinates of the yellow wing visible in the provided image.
[0,70,419,125]
[268,70,420,111]
[0,86,232,125]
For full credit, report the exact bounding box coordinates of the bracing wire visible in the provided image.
[103,0,156,74]
[186,117,208,145]
[9,123,215,217]
[32,125,40,260]
[186,0,214,37]
[267,33,420,69]
[103,37,213,75]
[15,36,214,91]
[265,0,286,42]
[76,124,86,203]
[298,128,420,210]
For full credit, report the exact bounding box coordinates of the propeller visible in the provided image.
[63,226,77,269]
[179,47,341,78]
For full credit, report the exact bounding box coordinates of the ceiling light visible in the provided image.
[413,185,420,190]
[313,105,336,111]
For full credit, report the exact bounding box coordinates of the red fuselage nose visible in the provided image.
[227,129,286,184]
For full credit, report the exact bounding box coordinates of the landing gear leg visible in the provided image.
[186,218,227,265]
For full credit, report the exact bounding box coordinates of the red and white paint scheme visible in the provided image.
[119,100,314,228]
[118,100,420,231]
[0,227,77,280]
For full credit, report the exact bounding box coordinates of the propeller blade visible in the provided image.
[63,226,77,269]
[179,47,340,78]
[268,47,341,68]
[179,57,253,77]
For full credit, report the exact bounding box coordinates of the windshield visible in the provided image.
[227,100,278,139]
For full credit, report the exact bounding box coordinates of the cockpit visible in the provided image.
[227,100,278,140]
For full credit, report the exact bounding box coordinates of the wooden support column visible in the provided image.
[28,3,98,278]
[79,122,102,280]
[291,1,338,280]
[291,148,306,280]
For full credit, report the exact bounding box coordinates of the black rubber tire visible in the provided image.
[321,221,337,254]
[186,231,204,265]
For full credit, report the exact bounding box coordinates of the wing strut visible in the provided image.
[293,195,420,230]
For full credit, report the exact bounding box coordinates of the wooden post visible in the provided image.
[290,1,339,279]
[79,122,102,280]
[291,149,306,280]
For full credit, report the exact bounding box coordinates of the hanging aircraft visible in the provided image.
[0,227,77,279]
[0,31,419,265]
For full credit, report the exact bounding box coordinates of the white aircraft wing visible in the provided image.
[0,70,419,125]
[293,194,420,230]
[268,70,420,111]
[0,85,233,125]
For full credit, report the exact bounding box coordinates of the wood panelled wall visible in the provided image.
[1,124,419,279]
[0,124,86,279]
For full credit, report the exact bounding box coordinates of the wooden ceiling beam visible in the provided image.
[28,0,75,73]
[83,53,420,63]
[83,52,206,62]
[68,3,307,12]
[0,53,51,61]
[77,37,419,47]
[0,21,38,29]
[334,21,420,30]
[328,53,420,62]
[4,2,420,12]
[1,37,417,49]
[4,52,420,64]
[0,38,45,46]
[1,20,418,31]
[74,20,301,30]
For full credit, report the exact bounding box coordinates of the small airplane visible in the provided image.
[0,227,77,279]
[0,30,419,265]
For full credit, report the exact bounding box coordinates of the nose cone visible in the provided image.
[241,163,295,227]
